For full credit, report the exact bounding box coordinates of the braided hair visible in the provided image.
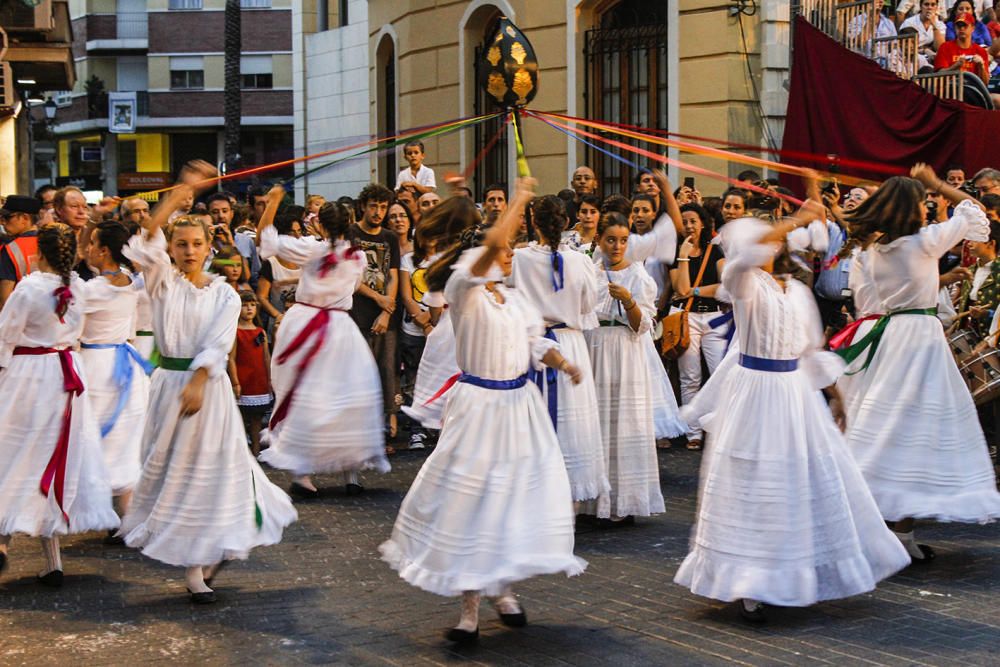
[317,201,352,246]
[532,195,567,252]
[38,223,77,287]
[94,221,136,272]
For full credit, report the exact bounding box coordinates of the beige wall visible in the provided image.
[365,0,764,195]
[273,53,292,88]
[148,55,170,89]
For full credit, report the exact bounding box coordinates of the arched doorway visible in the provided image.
[375,32,397,187]
[585,0,668,195]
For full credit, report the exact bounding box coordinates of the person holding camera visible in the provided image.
[935,11,991,84]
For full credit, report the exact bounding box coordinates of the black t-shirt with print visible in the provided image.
[347,225,401,330]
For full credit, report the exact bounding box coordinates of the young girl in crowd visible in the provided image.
[212,245,248,292]
[232,290,272,457]
[79,220,152,528]
[120,162,297,604]
[381,182,586,643]
[0,223,119,586]
[511,195,610,515]
[563,194,602,254]
[674,200,911,623]
[586,212,664,523]
[257,185,389,497]
[839,166,1000,560]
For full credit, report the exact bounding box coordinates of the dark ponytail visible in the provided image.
[425,227,484,293]
[317,201,351,247]
[38,223,77,287]
[532,195,567,252]
[94,221,136,272]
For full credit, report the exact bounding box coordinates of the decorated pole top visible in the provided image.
[478,17,539,110]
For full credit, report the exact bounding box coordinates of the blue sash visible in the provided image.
[81,342,154,436]
[458,372,529,390]
[527,323,567,431]
[738,353,798,372]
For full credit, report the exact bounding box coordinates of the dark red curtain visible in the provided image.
[781,17,1000,188]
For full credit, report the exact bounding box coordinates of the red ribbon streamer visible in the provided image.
[423,372,462,406]
[268,303,345,429]
[14,346,85,525]
[829,314,882,350]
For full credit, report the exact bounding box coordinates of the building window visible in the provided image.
[169,56,205,90]
[168,0,203,9]
[376,34,396,184]
[240,0,271,7]
[240,55,273,89]
[53,90,73,107]
[339,0,349,27]
[585,0,668,196]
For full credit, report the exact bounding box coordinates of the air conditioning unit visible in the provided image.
[0,62,16,111]
[0,0,54,33]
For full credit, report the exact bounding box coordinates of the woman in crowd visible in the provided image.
[257,185,389,497]
[511,194,610,515]
[839,166,1000,561]
[562,193,601,254]
[669,203,728,451]
[79,220,152,527]
[398,206,435,449]
[675,201,911,623]
[381,180,586,643]
[120,162,297,604]
[720,188,749,227]
[586,212,665,523]
[0,223,119,586]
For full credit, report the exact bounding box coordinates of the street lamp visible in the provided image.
[44,97,56,122]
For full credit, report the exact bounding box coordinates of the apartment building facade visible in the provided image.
[48,0,294,197]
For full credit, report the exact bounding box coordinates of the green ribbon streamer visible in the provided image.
[251,471,263,529]
[288,112,503,184]
[836,307,938,375]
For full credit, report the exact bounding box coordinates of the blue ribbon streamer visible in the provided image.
[708,310,735,353]
[81,342,154,437]
[551,251,565,292]
[527,324,566,432]
[531,113,641,170]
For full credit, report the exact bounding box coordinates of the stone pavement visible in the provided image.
[1,445,998,666]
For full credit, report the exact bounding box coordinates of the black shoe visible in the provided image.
[187,588,217,605]
[910,543,937,565]
[345,483,364,496]
[444,627,479,643]
[739,599,767,624]
[103,530,125,546]
[496,603,527,628]
[594,515,635,529]
[204,560,229,587]
[37,570,64,588]
[289,482,319,499]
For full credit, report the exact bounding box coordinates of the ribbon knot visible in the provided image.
[318,245,361,278]
[834,307,937,375]
[53,285,74,323]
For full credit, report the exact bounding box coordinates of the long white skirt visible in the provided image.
[644,335,687,439]
[0,353,119,537]
[400,310,458,430]
[133,332,155,364]
[120,367,298,567]
[844,314,1000,523]
[675,363,911,606]
[79,345,149,494]
[379,379,585,596]
[537,329,610,512]
[259,307,388,476]
[585,326,665,517]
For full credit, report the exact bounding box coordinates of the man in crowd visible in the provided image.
[0,195,41,309]
[121,197,151,227]
[571,166,598,200]
[418,191,441,215]
[482,183,508,225]
[33,184,56,223]
[946,165,967,187]
[901,0,947,61]
[395,185,421,227]
[208,191,260,287]
[935,11,991,84]
[348,184,401,452]
[974,167,1000,196]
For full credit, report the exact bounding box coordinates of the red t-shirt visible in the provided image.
[934,40,989,77]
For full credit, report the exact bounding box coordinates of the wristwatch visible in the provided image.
[692,287,701,297]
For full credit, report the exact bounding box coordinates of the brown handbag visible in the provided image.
[660,244,713,360]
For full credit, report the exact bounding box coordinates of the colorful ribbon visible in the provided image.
[317,246,360,279]
[80,342,154,437]
[53,285,74,323]
[708,310,736,353]
[551,252,565,293]
[828,313,882,351]
[268,303,346,429]
[835,307,938,375]
[531,111,641,170]
[422,372,462,407]
[14,346,84,525]
[528,324,566,431]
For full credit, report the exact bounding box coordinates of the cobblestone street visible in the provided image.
[1,445,998,666]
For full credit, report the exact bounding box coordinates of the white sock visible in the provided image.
[186,566,213,593]
[343,471,360,486]
[39,537,62,575]
[457,591,480,631]
[893,529,926,559]
[492,587,522,615]
[742,598,762,612]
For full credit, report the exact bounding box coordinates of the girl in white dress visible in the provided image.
[511,195,610,515]
[674,206,911,622]
[380,182,586,643]
[586,213,665,522]
[256,185,389,496]
[0,223,119,587]
[79,221,151,519]
[839,167,1000,560]
[119,162,297,604]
